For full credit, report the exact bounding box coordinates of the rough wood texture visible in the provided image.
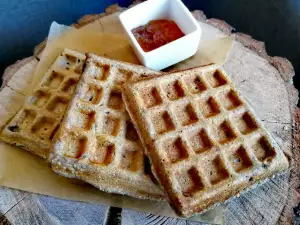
[0,2,299,225]
[0,56,38,93]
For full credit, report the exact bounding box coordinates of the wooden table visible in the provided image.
[0,3,299,225]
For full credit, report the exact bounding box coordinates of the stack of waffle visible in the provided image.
[0,49,289,217]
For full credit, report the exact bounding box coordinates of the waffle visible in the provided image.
[49,53,165,200]
[0,49,86,158]
[122,65,289,217]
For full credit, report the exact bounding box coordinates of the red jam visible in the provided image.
[132,20,185,52]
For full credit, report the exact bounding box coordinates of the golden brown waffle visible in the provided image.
[122,65,289,217]
[49,53,165,200]
[0,49,86,158]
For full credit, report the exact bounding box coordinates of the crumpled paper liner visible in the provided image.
[0,21,233,224]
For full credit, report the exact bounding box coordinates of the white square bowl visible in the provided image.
[119,0,201,71]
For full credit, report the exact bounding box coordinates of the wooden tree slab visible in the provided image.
[0,2,299,225]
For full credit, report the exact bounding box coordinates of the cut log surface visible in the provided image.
[0,3,299,225]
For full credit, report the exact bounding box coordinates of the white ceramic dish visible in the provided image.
[119,0,201,71]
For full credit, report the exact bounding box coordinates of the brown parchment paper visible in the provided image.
[0,21,233,224]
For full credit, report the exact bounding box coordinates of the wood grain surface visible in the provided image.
[0,2,299,225]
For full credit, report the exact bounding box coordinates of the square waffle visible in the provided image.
[49,53,165,200]
[0,49,86,158]
[122,65,289,216]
